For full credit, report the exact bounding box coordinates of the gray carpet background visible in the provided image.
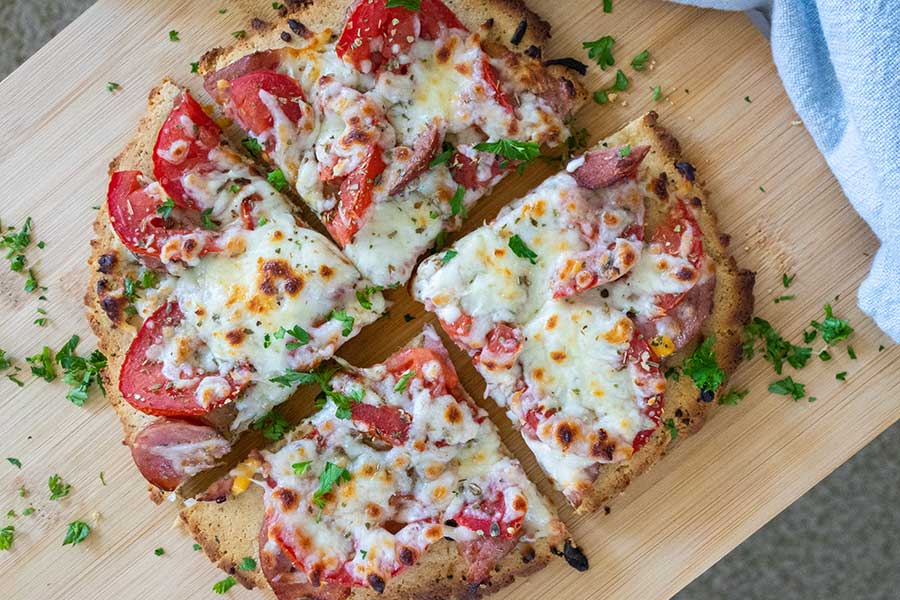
[2,1,896,598]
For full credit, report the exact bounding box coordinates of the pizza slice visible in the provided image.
[182,326,587,598]
[413,112,755,511]
[199,0,585,286]
[86,79,387,494]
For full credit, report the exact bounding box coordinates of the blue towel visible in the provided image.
[673,0,900,342]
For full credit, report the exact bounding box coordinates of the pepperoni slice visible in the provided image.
[130,418,231,491]
[325,144,386,247]
[203,49,284,102]
[259,520,351,600]
[571,145,650,190]
[336,0,466,72]
[119,302,242,417]
[651,200,705,311]
[350,403,411,445]
[384,125,441,196]
[228,70,306,136]
[449,148,505,190]
[152,91,222,210]
[384,346,460,399]
[456,531,521,585]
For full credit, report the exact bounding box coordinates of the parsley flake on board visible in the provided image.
[768,376,806,400]
[190,61,199,74]
[106,82,121,93]
[508,235,538,264]
[5,458,21,469]
[62,521,91,546]
[682,336,725,395]
[847,345,857,360]
[57,336,107,407]
[0,526,13,551]
[213,576,237,594]
[312,462,352,509]
[743,317,811,374]
[651,85,662,101]
[0,349,12,371]
[583,36,615,69]
[232,30,247,39]
[718,389,748,406]
[810,304,853,345]
[250,410,291,441]
[1,217,33,273]
[168,30,180,42]
[154,547,165,556]
[385,0,421,9]
[782,274,796,288]
[630,49,650,71]
[48,474,71,501]
[27,346,56,382]
[592,69,629,105]
[193,543,202,551]
[836,371,848,381]
[774,295,795,304]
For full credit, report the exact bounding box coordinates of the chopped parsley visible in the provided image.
[782,273,796,288]
[292,461,312,476]
[241,137,263,159]
[57,336,107,407]
[450,185,467,218]
[99,472,106,486]
[24,269,39,293]
[663,418,678,440]
[356,285,383,310]
[48,474,71,501]
[385,0,421,9]
[836,371,848,381]
[619,144,631,157]
[630,49,650,71]
[0,525,13,551]
[154,547,165,556]
[818,349,832,361]
[238,557,257,571]
[190,61,199,73]
[330,310,355,336]
[106,82,121,93]
[592,69,629,105]
[22,507,34,517]
[393,369,416,392]
[682,336,725,394]
[200,208,218,230]
[744,95,752,103]
[847,345,857,360]
[0,350,11,370]
[212,576,237,594]
[63,521,90,546]
[168,30,180,42]
[768,376,806,400]
[430,142,455,167]
[603,0,613,13]
[193,543,202,551]
[27,346,56,382]
[810,304,853,345]
[6,458,21,469]
[743,317,811,373]
[157,197,175,219]
[1,217,33,275]
[508,234,538,264]
[272,1,285,9]
[283,325,310,350]
[440,249,457,264]
[250,410,291,441]
[232,30,247,39]
[267,168,288,192]
[651,85,662,101]
[718,389,748,406]
[312,462,351,509]
[773,295,795,304]
[403,313,415,322]
[473,139,541,166]
[583,36,615,69]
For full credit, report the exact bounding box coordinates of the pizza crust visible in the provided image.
[572,112,755,514]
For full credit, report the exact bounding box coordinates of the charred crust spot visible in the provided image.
[719,233,732,247]
[250,17,267,30]
[482,18,495,29]
[280,31,292,42]
[543,57,588,76]
[550,546,562,557]
[97,252,117,274]
[225,329,246,346]
[561,77,576,99]
[287,19,309,38]
[183,237,198,253]
[674,408,684,418]
[524,45,542,60]
[398,546,416,566]
[367,573,386,594]
[675,161,696,182]
[96,279,108,293]
[591,440,615,461]
[215,495,227,504]
[652,172,669,200]
[510,19,527,45]
[563,539,589,572]
[444,518,458,527]
[274,487,299,512]
[604,506,611,515]
[556,423,576,449]
[699,389,715,403]
[101,296,124,324]
[521,544,536,563]
[690,196,703,208]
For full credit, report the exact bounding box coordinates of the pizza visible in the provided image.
[87,79,386,493]
[413,112,754,511]
[182,326,587,598]
[198,0,584,286]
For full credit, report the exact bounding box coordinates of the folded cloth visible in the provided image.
[672,0,900,342]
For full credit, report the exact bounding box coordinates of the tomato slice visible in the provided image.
[439,314,473,345]
[119,302,242,417]
[152,91,222,210]
[478,323,522,369]
[228,70,306,136]
[453,490,523,538]
[107,171,173,259]
[480,57,516,114]
[384,346,460,399]
[625,334,663,452]
[651,200,705,311]
[350,403,411,445]
[336,0,466,72]
[325,144,386,247]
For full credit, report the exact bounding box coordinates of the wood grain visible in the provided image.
[0,1,897,599]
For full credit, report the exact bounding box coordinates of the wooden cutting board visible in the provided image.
[1,1,897,598]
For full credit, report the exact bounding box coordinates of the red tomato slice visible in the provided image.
[625,334,663,452]
[652,200,705,311]
[453,490,523,538]
[480,57,516,113]
[439,313,473,344]
[119,302,242,417]
[228,70,306,136]
[152,91,222,211]
[478,323,522,369]
[384,346,460,399]
[336,0,466,72]
[240,196,257,231]
[350,402,411,445]
[325,144,386,247]
[107,170,172,259]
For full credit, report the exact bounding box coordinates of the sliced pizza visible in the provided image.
[87,79,386,493]
[182,326,586,598]
[413,112,754,511]
[199,0,585,286]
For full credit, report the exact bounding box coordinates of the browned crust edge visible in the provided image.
[573,112,756,514]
